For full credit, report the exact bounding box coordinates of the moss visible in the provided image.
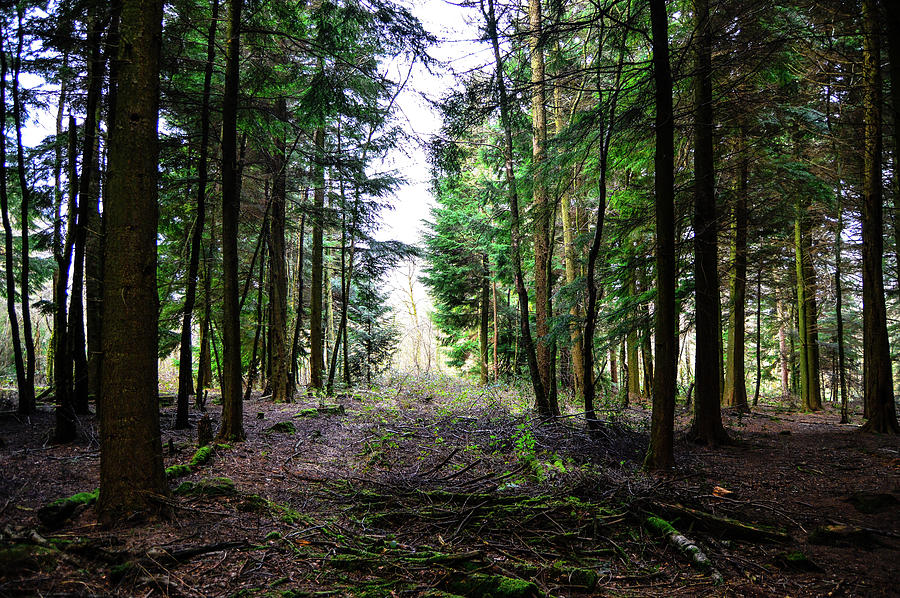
[265,531,282,541]
[645,516,677,537]
[190,445,215,467]
[266,421,297,434]
[166,464,192,479]
[444,573,541,597]
[0,544,58,575]
[294,408,319,418]
[38,489,99,529]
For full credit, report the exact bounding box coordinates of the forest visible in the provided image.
[0,0,898,595]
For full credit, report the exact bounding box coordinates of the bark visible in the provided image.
[723,154,748,413]
[860,0,898,433]
[529,0,554,416]
[176,0,219,427]
[777,299,790,397]
[887,0,900,289]
[484,0,547,413]
[217,0,245,441]
[290,212,306,390]
[11,7,35,415]
[0,40,29,417]
[309,125,326,391]
[68,6,105,415]
[688,0,727,444]
[648,0,678,470]
[268,97,291,402]
[97,0,169,524]
[752,267,761,407]
[479,256,490,385]
[626,276,641,402]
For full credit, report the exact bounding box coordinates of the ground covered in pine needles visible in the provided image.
[0,377,898,597]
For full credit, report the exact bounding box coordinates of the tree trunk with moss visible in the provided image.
[723,155,748,413]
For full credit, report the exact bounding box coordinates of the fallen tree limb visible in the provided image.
[645,515,723,583]
[654,502,790,543]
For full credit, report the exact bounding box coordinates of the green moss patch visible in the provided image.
[266,421,297,434]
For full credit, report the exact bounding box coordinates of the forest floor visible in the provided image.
[0,377,897,597]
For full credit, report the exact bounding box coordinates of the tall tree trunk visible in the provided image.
[529,0,554,417]
[688,0,727,445]
[752,267,762,407]
[290,212,306,390]
[480,256,490,385]
[723,146,749,413]
[176,0,219,427]
[0,40,29,417]
[98,0,168,524]
[626,275,641,402]
[268,97,291,402]
[309,125,326,391]
[484,0,547,413]
[12,7,36,415]
[777,299,790,397]
[217,0,245,441]
[887,0,900,289]
[69,7,105,415]
[860,0,898,433]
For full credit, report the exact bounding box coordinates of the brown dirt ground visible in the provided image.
[0,380,897,597]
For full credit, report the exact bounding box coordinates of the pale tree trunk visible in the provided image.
[529,0,555,416]
[723,146,748,413]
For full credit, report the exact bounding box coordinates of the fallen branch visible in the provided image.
[645,516,723,583]
[654,502,790,543]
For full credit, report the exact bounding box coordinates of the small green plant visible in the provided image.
[513,422,536,464]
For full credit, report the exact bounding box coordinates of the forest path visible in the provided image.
[0,385,897,596]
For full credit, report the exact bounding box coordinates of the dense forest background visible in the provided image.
[0,0,897,530]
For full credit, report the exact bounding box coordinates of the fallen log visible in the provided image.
[645,516,723,583]
[654,502,790,543]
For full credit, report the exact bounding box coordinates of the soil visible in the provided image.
[0,379,897,597]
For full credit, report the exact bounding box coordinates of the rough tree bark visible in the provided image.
[860,0,898,434]
[97,0,169,524]
[688,0,728,445]
[645,0,677,470]
[217,0,245,441]
[268,97,291,402]
[529,0,555,417]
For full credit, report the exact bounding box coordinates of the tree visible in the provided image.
[645,0,677,470]
[859,0,897,434]
[217,0,245,442]
[97,0,168,524]
[175,0,219,428]
[688,0,728,445]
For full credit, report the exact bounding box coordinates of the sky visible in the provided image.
[375,0,488,247]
